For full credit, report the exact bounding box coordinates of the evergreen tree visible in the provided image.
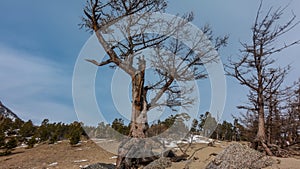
[26,136,37,149]
[1,137,18,155]
[0,131,5,148]
[19,120,36,139]
[68,122,82,146]
[37,119,51,142]
[112,118,130,136]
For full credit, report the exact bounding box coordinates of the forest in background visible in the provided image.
[0,1,300,164]
[1,77,299,157]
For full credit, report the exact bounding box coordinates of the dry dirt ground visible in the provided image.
[0,140,115,169]
[1,140,300,169]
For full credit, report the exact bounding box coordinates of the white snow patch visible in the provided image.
[110,156,118,159]
[17,143,28,148]
[80,165,89,168]
[176,140,189,144]
[75,142,82,146]
[91,138,107,141]
[48,162,58,166]
[164,141,178,148]
[160,135,213,147]
[74,159,88,163]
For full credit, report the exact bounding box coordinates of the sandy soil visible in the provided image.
[264,156,300,169]
[1,140,300,169]
[0,140,115,169]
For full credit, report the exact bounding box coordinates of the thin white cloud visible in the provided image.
[0,44,77,124]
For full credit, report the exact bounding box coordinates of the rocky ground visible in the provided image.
[0,139,300,169]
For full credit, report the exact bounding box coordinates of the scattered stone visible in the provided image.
[162,150,176,158]
[209,153,218,156]
[81,163,115,169]
[170,154,189,162]
[143,157,172,169]
[205,143,275,169]
[208,140,215,147]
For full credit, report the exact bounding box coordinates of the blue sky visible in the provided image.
[0,0,299,126]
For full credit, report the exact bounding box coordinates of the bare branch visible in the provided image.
[85,59,112,66]
[149,77,174,108]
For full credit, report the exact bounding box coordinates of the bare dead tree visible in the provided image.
[227,1,299,156]
[264,77,294,146]
[283,80,300,146]
[80,0,227,168]
[265,85,282,145]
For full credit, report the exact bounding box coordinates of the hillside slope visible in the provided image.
[0,101,21,121]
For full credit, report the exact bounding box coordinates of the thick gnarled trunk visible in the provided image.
[129,70,149,138]
[254,70,273,156]
[116,58,151,169]
[256,92,266,142]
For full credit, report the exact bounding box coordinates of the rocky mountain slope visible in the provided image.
[0,101,21,121]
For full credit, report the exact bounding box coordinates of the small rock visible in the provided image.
[81,163,115,169]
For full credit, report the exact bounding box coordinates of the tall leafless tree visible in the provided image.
[80,0,227,168]
[284,79,300,145]
[227,1,299,155]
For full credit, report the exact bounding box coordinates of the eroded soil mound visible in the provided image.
[206,143,274,169]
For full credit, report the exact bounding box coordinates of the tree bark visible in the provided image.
[254,46,273,156]
[129,69,148,138]
[267,97,273,145]
[131,57,149,137]
[256,97,266,142]
[255,80,273,155]
[116,58,151,169]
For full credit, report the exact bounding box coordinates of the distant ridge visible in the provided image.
[0,101,22,121]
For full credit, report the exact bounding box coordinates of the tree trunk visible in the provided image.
[255,57,273,156]
[256,105,266,140]
[267,100,274,145]
[267,114,272,145]
[129,71,148,138]
[252,94,273,155]
[116,58,152,169]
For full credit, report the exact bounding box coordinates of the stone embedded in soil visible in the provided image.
[82,157,172,169]
[81,163,115,169]
[143,157,172,169]
[205,143,275,169]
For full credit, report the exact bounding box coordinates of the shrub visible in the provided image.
[0,137,18,156]
[26,136,37,149]
[69,130,81,146]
